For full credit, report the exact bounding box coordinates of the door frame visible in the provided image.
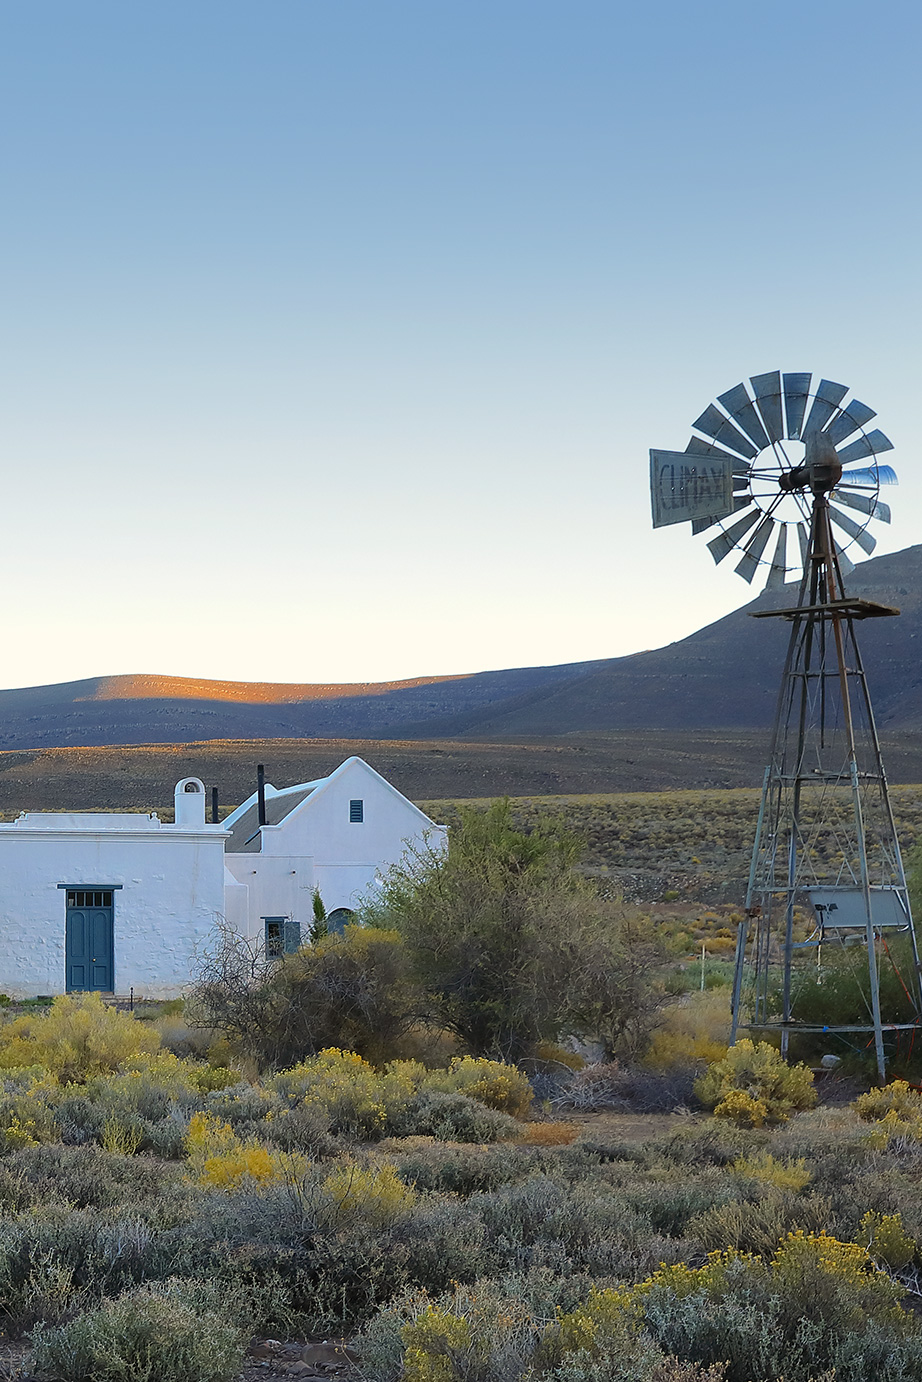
[60,884,122,993]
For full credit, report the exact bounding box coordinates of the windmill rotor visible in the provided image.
[650,371,896,589]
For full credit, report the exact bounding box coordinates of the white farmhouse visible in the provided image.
[223,756,446,954]
[0,778,226,1000]
[0,757,444,998]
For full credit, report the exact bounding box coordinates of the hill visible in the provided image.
[0,545,918,751]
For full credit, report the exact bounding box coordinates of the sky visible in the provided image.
[0,0,920,689]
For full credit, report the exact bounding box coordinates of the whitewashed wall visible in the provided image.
[223,758,446,940]
[0,780,227,998]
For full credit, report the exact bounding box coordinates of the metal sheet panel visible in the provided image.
[832,489,891,523]
[806,887,908,930]
[836,429,894,465]
[750,370,783,443]
[803,379,848,436]
[829,503,876,554]
[764,522,788,589]
[707,506,761,564]
[834,540,855,576]
[684,435,752,474]
[824,398,876,447]
[717,382,771,451]
[783,372,811,439]
[735,514,775,583]
[692,496,749,533]
[796,522,809,568]
[650,449,736,528]
[839,463,898,487]
[692,404,759,460]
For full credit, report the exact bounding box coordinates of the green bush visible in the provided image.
[394,1091,523,1143]
[30,1285,244,1382]
[694,1041,816,1125]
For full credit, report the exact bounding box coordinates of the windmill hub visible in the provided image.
[778,433,842,495]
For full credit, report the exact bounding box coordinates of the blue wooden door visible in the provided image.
[65,890,114,992]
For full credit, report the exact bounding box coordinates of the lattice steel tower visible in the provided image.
[650,371,922,1080]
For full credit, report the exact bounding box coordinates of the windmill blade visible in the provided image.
[692,496,750,534]
[750,370,784,443]
[796,522,809,569]
[839,464,898,487]
[803,379,848,436]
[735,515,776,583]
[832,489,891,524]
[684,435,752,475]
[833,539,855,576]
[783,372,811,439]
[717,383,771,451]
[765,523,788,589]
[692,404,759,460]
[829,503,877,555]
[824,398,876,448]
[707,506,761,564]
[837,429,894,466]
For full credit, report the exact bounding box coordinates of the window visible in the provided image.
[349,799,364,823]
[66,890,114,909]
[264,917,300,958]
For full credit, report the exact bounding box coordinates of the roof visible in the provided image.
[222,756,443,855]
[223,780,325,852]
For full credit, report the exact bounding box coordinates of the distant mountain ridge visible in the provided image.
[1,545,920,750]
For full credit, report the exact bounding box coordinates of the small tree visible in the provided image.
[364,799,664,1062]
[310,888,329,944]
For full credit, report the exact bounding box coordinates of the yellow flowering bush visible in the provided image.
[854,1079,922,1123]
[270,1049,389,1137]
[425,1057,533,1119]
[0,993,160,1082]
[771,1230,905,1330]
[853,1081,922,1149]
[186,1110,299,1188]
[551,1287,634,1356]
[731,1150,811,1192]
[856,1210,916,1270]
[401,1306,471,1382]
[713,1089,768,1127]
[695,1040,815,1124]
[323,1161,415,1227]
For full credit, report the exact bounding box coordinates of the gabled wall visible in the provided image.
[223,757,446,938]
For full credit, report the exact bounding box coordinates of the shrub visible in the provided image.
[855,1210,915,1270]
[395,1091,522,1143]
[854,1080,922,1124]
[520,1122,578,1146]
[695,1041,816,1125]
[323,1162,415,1228]
[730,1151,811,1193]
[687,1192,832,1258]
[30,1285,244,1382]
[269,1049,389,1138]
[425,1056,533,1119]
[186,1111,299,1189]
[713,1090,767,1128]
[0,994,160,1081]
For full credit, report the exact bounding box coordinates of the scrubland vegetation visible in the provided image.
[4,798,922,1380]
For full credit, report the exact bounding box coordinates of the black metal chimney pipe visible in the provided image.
[257,764,266,825]
[211,787,219,824]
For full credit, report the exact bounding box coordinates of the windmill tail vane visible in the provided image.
[650,371,921,1082]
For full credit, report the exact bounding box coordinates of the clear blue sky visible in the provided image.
[1,1,919,688]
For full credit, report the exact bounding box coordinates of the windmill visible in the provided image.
[651,371,922,1081]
